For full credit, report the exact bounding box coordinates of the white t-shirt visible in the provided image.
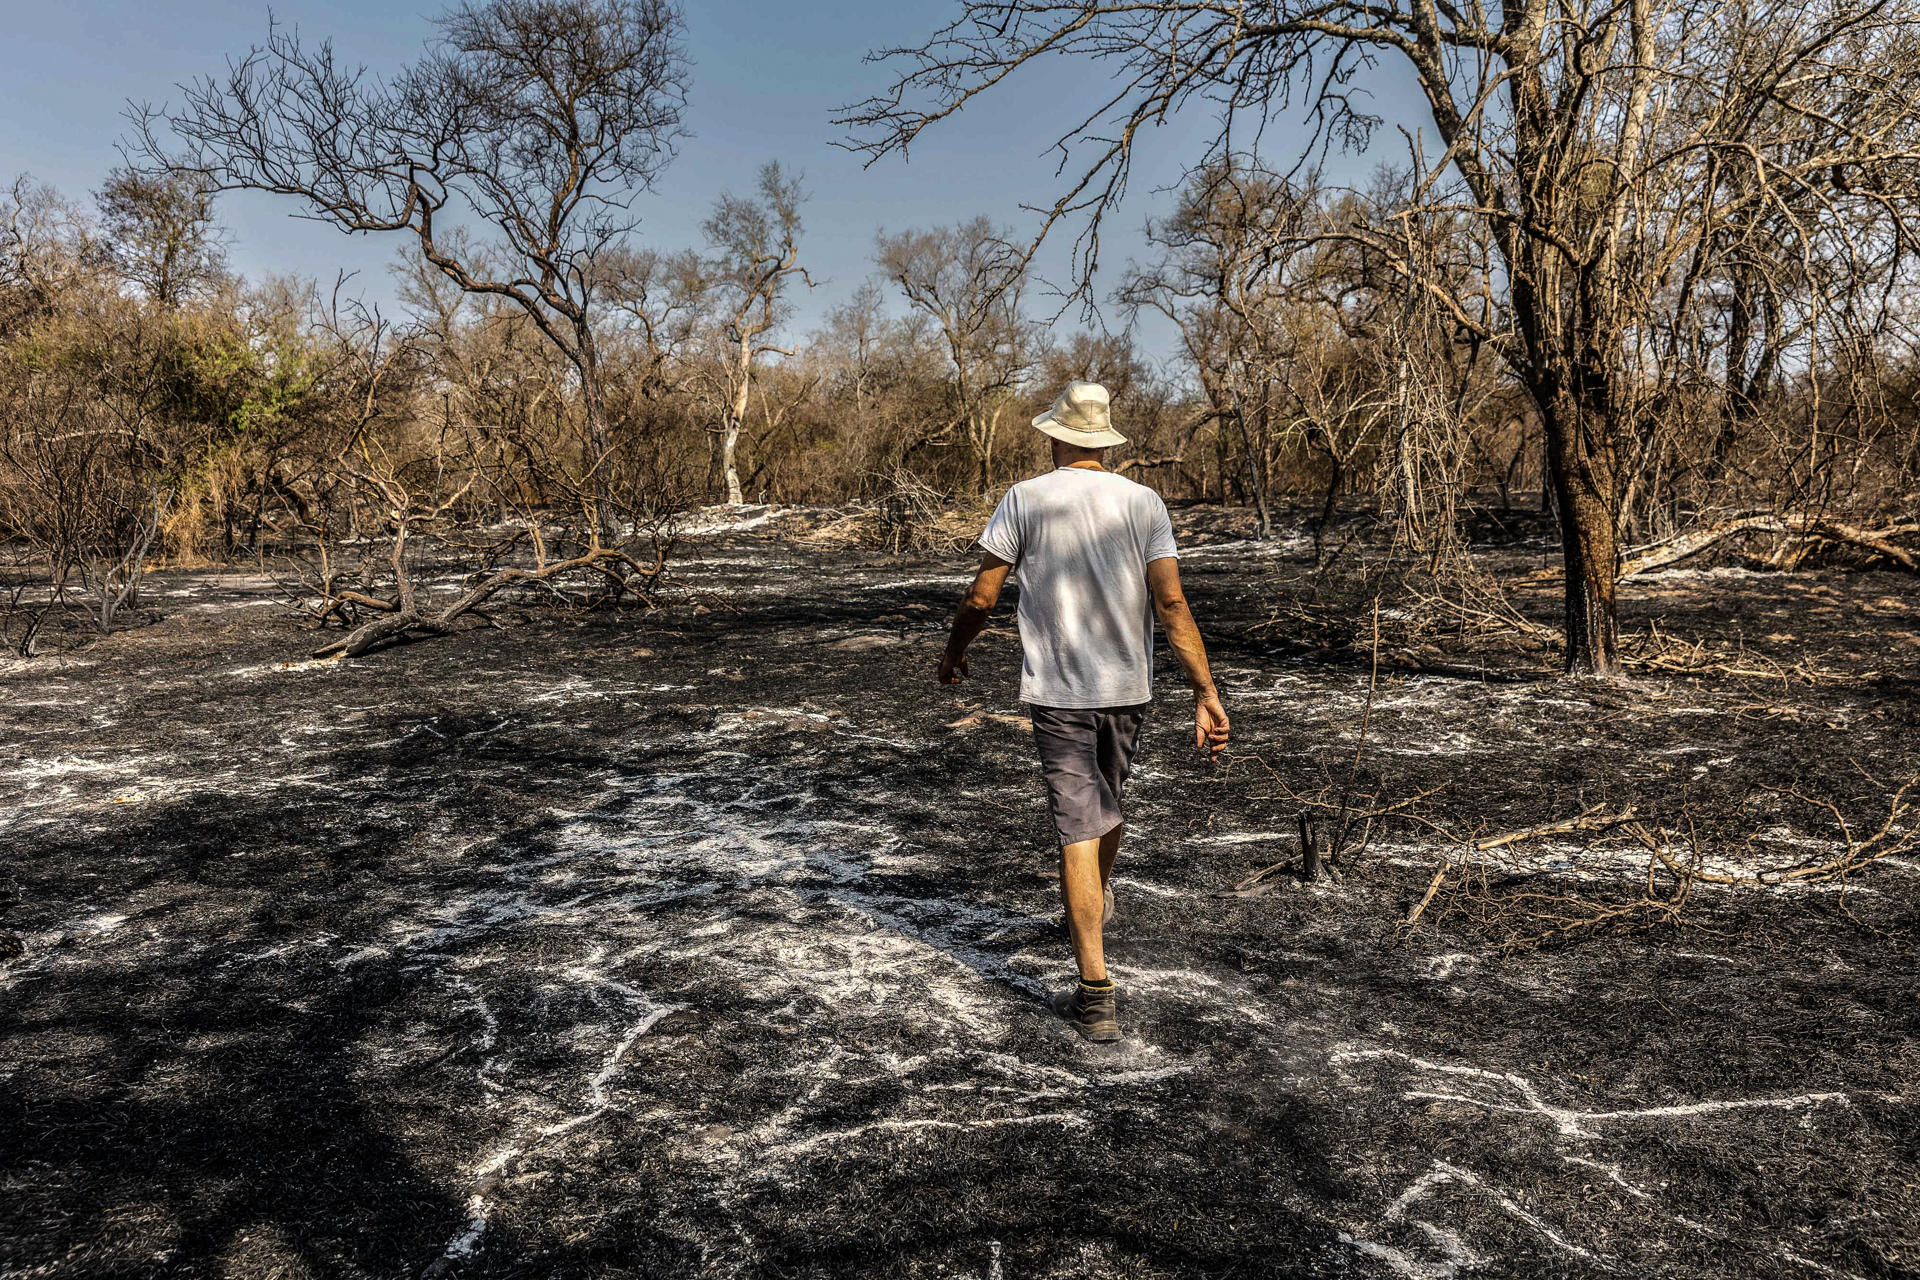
[977,466,1180,709]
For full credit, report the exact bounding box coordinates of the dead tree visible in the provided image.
[1620,514,1920,578]
[93,168,227,308]
[305,412,660,658]
[600,244,706,404]
[135,0,690,543]
[696,162,809,505]
[875,217,1031,491]
[842,0,1920,674]
[1119,164,1320,541]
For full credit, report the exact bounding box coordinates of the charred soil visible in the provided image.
[2,506,1917,1279]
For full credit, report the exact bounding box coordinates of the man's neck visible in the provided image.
[1060,460,1106,472]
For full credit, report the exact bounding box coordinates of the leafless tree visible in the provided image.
[0,178,91,331]
[1120,163,1325,540]
[133,0,689,542]
[600,244,706,403]
[876,216,1032,490]
[820,282,891,429]
[93,167,227,308]
[695,162,809,505]
[842,0,1920,673]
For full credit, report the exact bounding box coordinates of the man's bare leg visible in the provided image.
[1059,836,1106,981]
[1098,823,1123,888]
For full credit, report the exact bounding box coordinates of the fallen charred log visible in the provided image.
[310,544,662,658]
[1621,513,1919,578]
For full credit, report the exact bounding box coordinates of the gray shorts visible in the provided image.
[1029,703,1150,847]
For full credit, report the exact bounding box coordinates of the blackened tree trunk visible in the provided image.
[1230,394,1272,542]
[1540,384,1622,675]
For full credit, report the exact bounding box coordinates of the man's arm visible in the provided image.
[937,553,1014,684]
[1146,556,1230,758]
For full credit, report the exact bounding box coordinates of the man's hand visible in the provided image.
[1149,557,1227,761]
[938,554,1011,688]
[1195,691,1230,759]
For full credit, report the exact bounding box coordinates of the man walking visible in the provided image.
[936,380,1230,1043]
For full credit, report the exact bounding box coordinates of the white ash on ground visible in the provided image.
[1,513,1916,1278]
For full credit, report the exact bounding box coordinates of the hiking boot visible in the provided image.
[1051,981,1122,1042]
[1102,882,1115,927]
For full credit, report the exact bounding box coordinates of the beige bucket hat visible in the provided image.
[1031,380,1127,448]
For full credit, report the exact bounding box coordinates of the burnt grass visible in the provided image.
[2,504,1918,1280]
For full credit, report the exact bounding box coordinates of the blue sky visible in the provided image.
[2,1,1428,364]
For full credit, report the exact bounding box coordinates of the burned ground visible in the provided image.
[2,509,1917,1279]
